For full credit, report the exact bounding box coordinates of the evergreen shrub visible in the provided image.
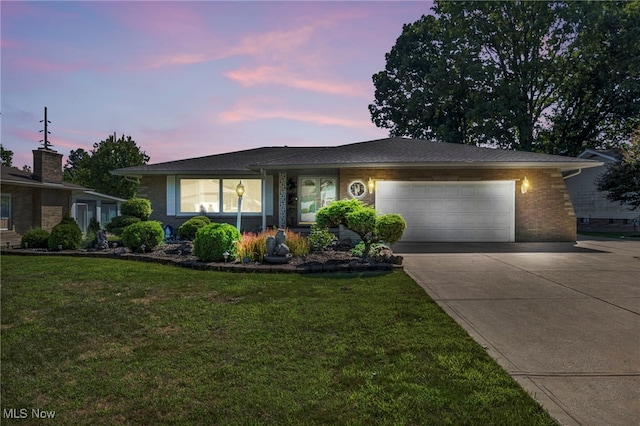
[376,213,406,244]
[121,221,164,252]
[178,215,211,240]
[48,214,82,250]
[193,223,241,262]
[105,216,141,236]
[21,228,50,249]
[121,198,152,220]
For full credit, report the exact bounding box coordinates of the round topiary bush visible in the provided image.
[48,215,82,251]
[121,221,164,253]
[178,215,211,240]
[21,228,50,248]
[193,223,241,262]
[105,215,141,236]
[121,197,152,220]
[376,213,406,245]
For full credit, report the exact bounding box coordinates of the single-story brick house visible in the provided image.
[113,137,601,242]
[1,148,123,246]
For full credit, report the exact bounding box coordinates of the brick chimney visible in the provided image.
[33,148,63,183]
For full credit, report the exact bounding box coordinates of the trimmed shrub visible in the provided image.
[178,215,211,240]
[121,221,164,252]
[193,223,241,262]
[316,199,363,229]
[376,213,406,245]
[21,228,50,249]
[121,198,152,220]
[307,225,337,252]
[105,215,141,236]
[48,215,82,250]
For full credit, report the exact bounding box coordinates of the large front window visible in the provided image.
[179,178,261,214]
[299,177,336,223]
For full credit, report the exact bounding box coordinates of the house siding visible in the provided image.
[565,158,639,232]
[339,168,577,242]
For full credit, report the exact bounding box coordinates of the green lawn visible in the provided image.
[1,256,556,425]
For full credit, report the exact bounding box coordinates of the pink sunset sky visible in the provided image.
[1,1,432,169]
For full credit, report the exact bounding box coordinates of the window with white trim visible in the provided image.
[178,178,262,214]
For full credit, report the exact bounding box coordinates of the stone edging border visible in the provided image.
[1,249,400,274]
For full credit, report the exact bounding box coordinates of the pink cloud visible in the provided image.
[218,105,369,129]
[9,56,106,74]
[224,66,370,98]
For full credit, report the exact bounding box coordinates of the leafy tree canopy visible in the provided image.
[596,126,640,210]
[1,144,13,167]
[369,1,640,156]
[63,134,149,198]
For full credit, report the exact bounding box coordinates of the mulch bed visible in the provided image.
[2,242,400,274]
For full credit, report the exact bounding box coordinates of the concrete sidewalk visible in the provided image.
[399,239,640,426]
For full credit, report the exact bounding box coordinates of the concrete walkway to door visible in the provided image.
[397,238,640,426]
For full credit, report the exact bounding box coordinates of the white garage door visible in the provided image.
[376,181,515,242]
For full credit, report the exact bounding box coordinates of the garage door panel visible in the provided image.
[376,181,515,242]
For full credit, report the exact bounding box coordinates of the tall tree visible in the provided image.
[369,1,640,155]
[1,144,13,167]
[64,135,149,198]
[596,126,640,210]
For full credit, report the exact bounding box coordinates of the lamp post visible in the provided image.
[236,180,245,231]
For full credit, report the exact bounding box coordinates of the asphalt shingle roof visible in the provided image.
[113,137,601,175]
[1,165,88,190]
[253,137,600,168]
[113,147,321,175]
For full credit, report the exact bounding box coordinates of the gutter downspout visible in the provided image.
[563,169,582,180]
[261,168,267,231]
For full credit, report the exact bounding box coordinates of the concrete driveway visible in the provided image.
[397,238,640,426]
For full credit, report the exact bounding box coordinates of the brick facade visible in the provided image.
[139,167,577,242]
[33,149,63,183]
[3,184,71,234]
[339,168,577,242]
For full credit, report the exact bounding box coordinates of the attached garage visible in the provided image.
[376,181,515,242]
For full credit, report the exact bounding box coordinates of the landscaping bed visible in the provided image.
[1,242,400,274]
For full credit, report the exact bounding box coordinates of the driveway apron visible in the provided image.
[399,239,640,426]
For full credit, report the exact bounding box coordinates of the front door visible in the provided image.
[1,194,11,230]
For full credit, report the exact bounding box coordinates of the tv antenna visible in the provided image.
[39,106,53,149]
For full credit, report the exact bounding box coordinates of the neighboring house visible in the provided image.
[565,149,640,233]
[1,148,123,246]
[113,137,601,242]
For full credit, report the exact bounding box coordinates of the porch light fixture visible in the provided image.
[521,176,530,194]
[236,181,245,231]
[368,177,375,194]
